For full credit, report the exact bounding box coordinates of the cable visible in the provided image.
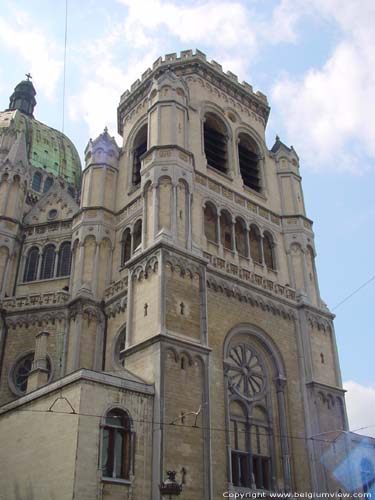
[332,274,375,311]
[61,0,68,135]
[11,405,370,445]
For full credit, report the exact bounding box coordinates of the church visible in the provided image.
[0,49,373,500]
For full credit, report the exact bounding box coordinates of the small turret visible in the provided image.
[82,127,120,210]
[272,135,305,216]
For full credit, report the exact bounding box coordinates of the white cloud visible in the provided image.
[344,381,375,438]
[0,9,63,98]
[271,0,375,173]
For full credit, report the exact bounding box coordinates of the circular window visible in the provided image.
[225,344,266,400]
[9,352,52,396]
[48,209,58,220]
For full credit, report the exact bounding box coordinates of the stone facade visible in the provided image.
[0,50,373,499]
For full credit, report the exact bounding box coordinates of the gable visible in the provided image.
[23,183,79,225]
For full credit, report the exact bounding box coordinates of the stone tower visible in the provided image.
[0,54,368,500]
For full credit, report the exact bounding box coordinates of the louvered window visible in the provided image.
[204,114,228,173]
[238,134,261,192]
[132,125,147,186]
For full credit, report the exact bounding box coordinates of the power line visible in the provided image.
[332,274,375,311]
[61,0,68,134]
[12,404,373,446]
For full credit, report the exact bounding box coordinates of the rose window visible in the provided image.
[226,344,265,399]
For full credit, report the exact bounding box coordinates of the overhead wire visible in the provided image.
[10,404,374,446]
[61,0,68,134]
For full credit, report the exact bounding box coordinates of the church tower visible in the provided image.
[0,55,365,500]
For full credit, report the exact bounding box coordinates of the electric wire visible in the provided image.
[332,274,375,311]
[10,404,374,446]
[61,0,68,134]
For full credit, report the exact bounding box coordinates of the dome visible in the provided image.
[0,78,81,188]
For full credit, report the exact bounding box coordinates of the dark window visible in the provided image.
[67,186,75,198]
[263,232,275,269]
[204,203,218,243]
[235,218,247,257]
[220,210,233,250]
[121,229,132,265]
[249,225,262,264]
[23,247,39,282]
[43,177,53,193]
[101,409,133,480]
[133,220,142,251]
[204,114,228,173]
[132,125,147,186]
[238,134,261,192]
[57,241,72,277]
[32,172,42,191]
[13,353,34,394]
[115,328,126,367]
[12,352,51,395]
[40,244,56,279]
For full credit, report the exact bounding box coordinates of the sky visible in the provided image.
[0,0,374,437]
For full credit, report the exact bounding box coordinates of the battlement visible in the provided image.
[120,49,267,103]
[118,49,269,133]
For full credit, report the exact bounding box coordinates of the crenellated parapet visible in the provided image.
[118,49,270,135]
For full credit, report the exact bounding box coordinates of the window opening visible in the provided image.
[40,244,56,279]
[122,229,132,265]
[133,220,142,251]
[204,203,218,243]
[43,177,53,193]
[32,172,42,191]
[23,247,39,282]
[57,241,72,277]
[263,233,275,269]
[204,114,228,173]
[102,409,132,480]
[238,134,261,192]
[132,125,147,186]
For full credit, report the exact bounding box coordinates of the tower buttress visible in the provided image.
[141,72,193,250]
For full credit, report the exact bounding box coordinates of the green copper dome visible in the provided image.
[0,78,81,188]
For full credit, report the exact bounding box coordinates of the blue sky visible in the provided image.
[0,0,374,435]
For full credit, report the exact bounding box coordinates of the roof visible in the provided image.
[0,109,81,188]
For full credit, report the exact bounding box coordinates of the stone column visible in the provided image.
[231,217,237,254]
[276,377,292,491]
[92,242,100,296]
[27,331,49,392]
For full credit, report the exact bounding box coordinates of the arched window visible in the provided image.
[43,177,53,193]
[204,202,218,243]
[31,172,42,192]
[204,113,228,173]
[23,246,39,282]
[115,328,126,368]
[235,217,248,257]
[101,408,133,480]
[133,220,142,252]
[132,124,147,186]
[220,210,233,250]
[225,342,273,491]
[361,458,375,493]
[40,244,56,280]
[249,225,262,264]
[263,232,275,270]
[121,228,132,265]
[238,133,261,192]
[57,241,72,277]
[67,186,75,198]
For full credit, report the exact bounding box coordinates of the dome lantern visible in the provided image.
[8,73,37,117]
